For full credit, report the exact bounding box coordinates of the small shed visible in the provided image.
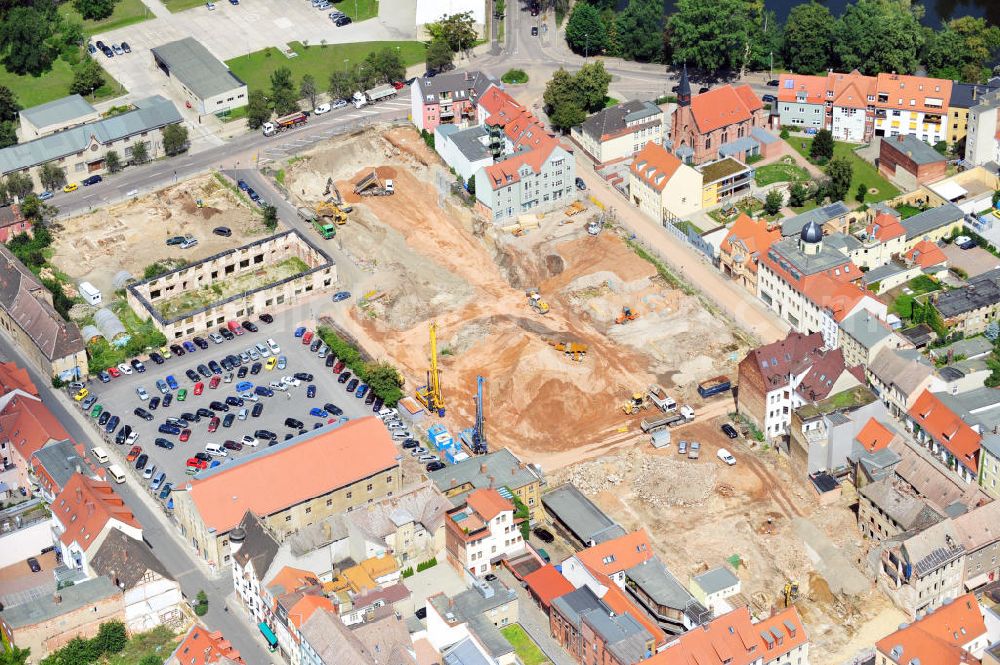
[112,270,135,289]
[690,566,741,613]
[94,308,127,341]
[80,325,104,344]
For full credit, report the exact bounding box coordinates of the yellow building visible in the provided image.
[628,141,703,223]
[948,81,1000,146]
[699,158,754,208]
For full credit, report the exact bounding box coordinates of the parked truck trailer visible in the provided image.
[640,406,694,433]
[262,111,307,136]
[697,375,732,399]
[352,84,397,109]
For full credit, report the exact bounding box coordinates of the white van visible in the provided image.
[205,443,228,457]
[91,446,110,464]
[107,464,126,483]
[79,281,102,306]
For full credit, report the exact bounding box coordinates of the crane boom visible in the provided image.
[416,322,445,416]
[473,375,487,454]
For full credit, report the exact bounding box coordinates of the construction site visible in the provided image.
[276,125,893,661]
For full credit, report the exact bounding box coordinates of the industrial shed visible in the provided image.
[151,38,247,116]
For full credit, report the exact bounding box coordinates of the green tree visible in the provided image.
[328,69,356,102]
[855,182,867,204]
[788,181,808,207]
[826,156,853,202]
[246,89,271,130]
[0,7,55,76]
[39,163,66,191]
[667,0,756,73]
[565,2,607,56]
[925,16,1000,82]
[138,655,162,665]
[73,0,117,20]
[369,47,405,84]
[105,149,122,173]
[833,0,924,75]
[782,1,833,74]
[364,360,404,405]
[614,0,663,62]
[0,85,20,122]
[269,67,298,115]
[764,189,783,215]
[70,58,106,96]
[0,645,30,665]
[162,123,188,156]
[426,37,454,73]
[59,20,84,49]
[130,140,149,165]
[426,11,478,53]
[467,174,475,197]
[0,121,15,149]
[300,74,318,110]
[262,204,278,231]
[576,60,612,111]
[809,129,834,161]
[4,171,32,199]
[19,194,56,223]
[494,0,505,16]
[812,181,827,205]
[543,68,585,132]
[93,621,128,655]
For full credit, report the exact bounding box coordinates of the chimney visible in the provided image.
[75,487,83,503]
[479,463,488,474]
[487,475,495,489]
[123,547,129,563]
[52,593,62,604]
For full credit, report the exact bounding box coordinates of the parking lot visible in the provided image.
[72,320,383,503]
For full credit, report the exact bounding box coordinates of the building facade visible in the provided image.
[627,141,703,223]
[444,488,524,577]
[410,70,493,132]
[572,100,665,166]
[151,38,247,116]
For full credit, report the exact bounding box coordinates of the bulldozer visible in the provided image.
[525,288,550,315]
[783,581,799,607]
[615,306,639,325]
[621,392,648,415]
[315,200,348,225]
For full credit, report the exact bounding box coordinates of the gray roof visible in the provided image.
[29,439,87,490]
[625,555,695,610]
[691,566,740,595]
[767,236,857,277]
[150,38,244,99]
[935,386,1000,433]
[751,127,779,145]
[346,482,450,543]
[429,580,517,659]
[824,232,862,254]
[231,510,279,579]
[780,202,851,237]
[861,261,910,286]
[541,483,625,546]
[900,519,964,577]
[299,605,374,665]
[0,576,120,628]
[89,528,175,589]
[859,479,943,531]
[882,134,945,166]
[840,309,893,350]
[443,637,493,665]
[901,203,964,241]
[933,267,1000,318]
[428,448,541,497]
[584,608,649,664]
[439,125,491,163]
[982,433,1000,460]
[0,96,182,175]
[718,135,759,157]
[551,585,603,627]
[950,79,1000,109]
[415,70,495,104]
[19,94,95,129]
[929,336,994,360]
[867,348,934,397]
[577,100,662,142]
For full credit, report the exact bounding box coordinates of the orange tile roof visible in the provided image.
[875,73,952,115]
[170,627,246,665]
[54,473,140,551]
[598,575,667,649]
[908,390,980,474]
[777,74,828,105]
[856,418,895,453]
[2,394,70,461]
[754,607,810,659]
[798,272,873,323]
[720,214,781,275]
[630,142,683,193]
[828,70,876,109]
[266,566,320,598]
[576,529,654,576]
[288,594,335,629]
[523,564,575,609]
[905,241,947,269]
[867,213,906,242]
[875,592,985,664]
[0,362,37,396]
[187,417,398,532]
[689,84,762,133]
[466,488,513,521]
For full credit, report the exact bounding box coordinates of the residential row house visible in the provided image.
[571,99,666,167]
[444,487,525,578]
[409,70,495,133]
[875,592,988,664]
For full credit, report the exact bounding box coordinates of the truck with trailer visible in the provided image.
[640,405,695,433]
[352,84,397,109]
[697,375,732,399]
[262,111,307,136]
[647,384,676,412]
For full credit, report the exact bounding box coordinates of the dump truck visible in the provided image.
[354,169,394,197]
[352,84,397,108]
[262,111,307,136]
[647,384,676,412]
[544,338,587,361]
[312,219,336,239]
[525,288,550,315]
[297,207,317,222]
[640,405,695,433]
[697,375,732,399]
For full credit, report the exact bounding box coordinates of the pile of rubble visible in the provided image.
[558,449,717,507]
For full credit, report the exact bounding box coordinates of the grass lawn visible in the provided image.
[334,0,379,21]
[226,41,425,93]
[102,625,176,665]
[501,625,551,665]
[59,0,153,35]
[0,58,126,108]
[754,162,810,186]
[603,96,620,108]
[791,137,900,205]
[501,69,528,84]
[162,0,211,13]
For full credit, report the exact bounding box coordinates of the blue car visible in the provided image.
[255,385,274,397]
[306,384,316,398]
[182,341,197,353]
[355,384,368,398]
[97,370,111,383]
[38,190,54,201]
[158,423,181,435]
[166,375,179,390]
[332,291,351,302]
[309,407,328,418]
[236,381,253,392]
[158,482,173,500]
[294,326,306,338]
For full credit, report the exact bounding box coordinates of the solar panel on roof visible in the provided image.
[784,80,794,89]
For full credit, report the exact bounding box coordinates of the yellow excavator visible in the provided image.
[783,581,799,607]
[315,200,348,225]
[621,393,647,415]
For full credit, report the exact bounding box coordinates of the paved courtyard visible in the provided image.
[941,242,1000,278]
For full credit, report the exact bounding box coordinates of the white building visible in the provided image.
[229,511,280,625]
[434,125,493,182]
[89,529,182,631]
[151,37,247,116]
[571,100,665,166]
[873,73,950,145]
[444,488,524,577]
[966,90,1000,167]
[628,141,703,222]
[51,474,142,575]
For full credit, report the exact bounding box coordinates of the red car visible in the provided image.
[180,428,191,442]
[208,416,220,432]
[126,445,142,462]
[194,382,204,395]
[108,366,121,378]
[302,331,314,345]
[186,457,208,472]
[209,375,221,389]
[332,360,345,374]
[392,80,405,90]
[227,320,244,336]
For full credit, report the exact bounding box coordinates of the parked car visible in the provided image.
[532,527,555,543]
[721,423,738,439]
[717,448,737,465]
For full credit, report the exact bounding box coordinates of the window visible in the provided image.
[305,507,311,514]
[326,498,332,506]
[367,483,373,491]
[346,491,352,499]
[285,515,292,522]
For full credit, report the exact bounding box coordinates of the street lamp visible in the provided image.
[585,33,589,59]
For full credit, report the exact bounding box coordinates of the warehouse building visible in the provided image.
[151,37,247,116]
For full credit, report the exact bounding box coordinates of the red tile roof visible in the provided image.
[689,84,762,133]
[875,593,985,664]
[288,594,335,629]
[0,362,37,396]
[187,417,399,533]
[867,213,906,242]
[908,390,981,474]
[523,564,575,609]
[743,331,861,401]
[1,394,70,461]
[720,214,781,275]
[170,627,246,665]
[798,272,873,323]
[54,473,140,551]
[905,241,947,269]
[576,529,654,576]
[777,74,828,105]
[828,70,876,109]
[466,488,513,521]
[875,73,952,115]
[629,142,683,193]
[856,418,896,453]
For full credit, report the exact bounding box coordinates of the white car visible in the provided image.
[237,408,248,420]
[255,342,271,357]
[281,376,300,387]
[209,332,224,344]
[205,2,216,8]
[248,348,261,361]
[314,103,331,115]
[269,380,288,391]
[125,431,139,445]
[717,448,737,466]
[118,363,133,375]
[331,99,348,110]
[136,386,149,401]
[239,392,259,402]
[267,338,280,354]
[241,435,258,447]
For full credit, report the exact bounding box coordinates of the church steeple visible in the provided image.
[677,64,691,107]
